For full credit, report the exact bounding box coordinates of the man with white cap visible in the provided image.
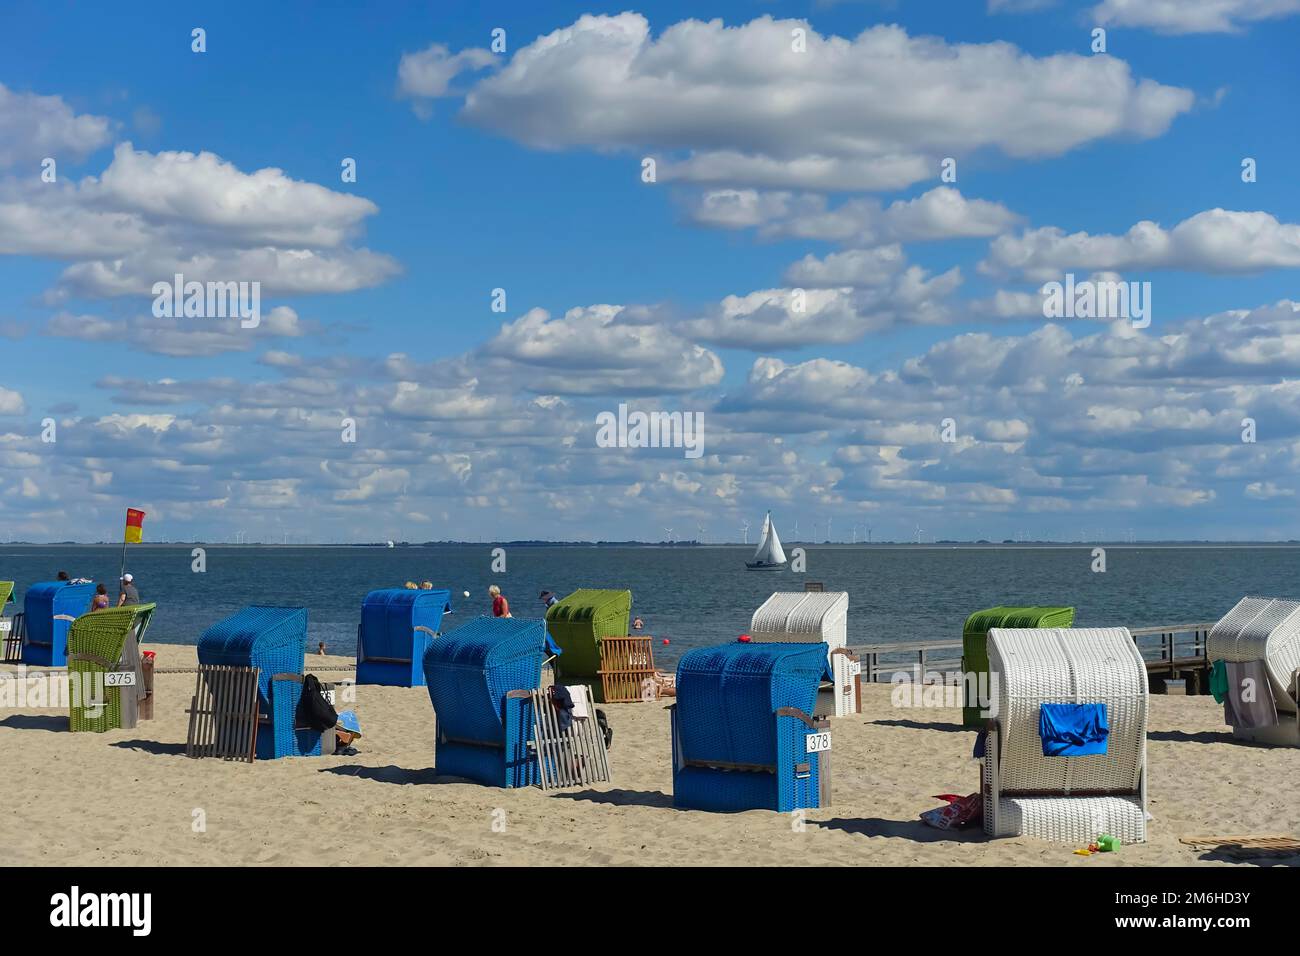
[118,573,141,607]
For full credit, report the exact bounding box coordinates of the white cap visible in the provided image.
[122,573,133,582]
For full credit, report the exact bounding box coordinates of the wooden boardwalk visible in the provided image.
[851,622,1216,693]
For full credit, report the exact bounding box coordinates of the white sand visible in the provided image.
[2,645,1297,866]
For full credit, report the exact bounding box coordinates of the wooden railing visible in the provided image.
[851,622,1216,684]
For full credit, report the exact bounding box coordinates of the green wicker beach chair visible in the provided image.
[545,589,632,703]
[961,605,1074,728]
[68,604,156,733]
[0,581,16,662]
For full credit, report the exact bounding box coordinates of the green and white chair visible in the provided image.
[68,604,157,733]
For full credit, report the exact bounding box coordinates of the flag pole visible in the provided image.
[118,536,128,594]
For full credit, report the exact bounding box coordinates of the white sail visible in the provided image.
[765,521,787,565]
[751,511,787,565]
[753,513,771,560]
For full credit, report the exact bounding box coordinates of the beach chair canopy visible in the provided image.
[22,581,96,665]
[963,605,1075,637]
[675,642,827,770]
[545,589,632,676]
[360,587,452,659]
[960,606,1075,727]
[197,606,308,710]
[68,603,156,733]
[750,591,848,650]
[0,581,13,607]
[423,616,547,746]
[989,627,1147,795]
[1206,596,1300,712]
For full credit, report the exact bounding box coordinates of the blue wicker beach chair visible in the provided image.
[22,581,96,666]
[356,587,453,687]
[672,641,831,813]
[197,606,322,760]
[422,616,548,787]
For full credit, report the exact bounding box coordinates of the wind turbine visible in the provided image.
[914,525,924,545]
[664,527,674,544]
[827,516,833,542]
[697,523,706,543]
[792,519,799,541]
[741,520,750,545]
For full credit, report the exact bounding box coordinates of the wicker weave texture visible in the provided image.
[423,616,546,746]
[961,606,1074,727]
[991,795,1146,843]
[197,606,308,711]
[749,592,848,651]
[22,581,97,666]
[675,642,824,769]
[356,587,452,686]
[545,589,632,681]
[988,627,1147,795]
[1206,596,1300,712]
[67,604,155,733]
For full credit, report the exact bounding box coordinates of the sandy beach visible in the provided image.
[2,644,1297,867]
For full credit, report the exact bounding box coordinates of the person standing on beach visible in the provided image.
[90,584,110,611]
[489,584,511,618]
[118,573,141,607]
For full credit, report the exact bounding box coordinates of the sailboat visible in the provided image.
[746,511,788,570]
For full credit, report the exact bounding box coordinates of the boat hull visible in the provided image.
[745,562,786,570]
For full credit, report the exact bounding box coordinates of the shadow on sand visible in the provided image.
[109,739,188,756]
[815,816,985,843]
[869,718,971,734]
[320,764,459,786]
[0,714,68,732]
[1191,849,1300,867]
[550,788,673,809]
[1147,729,1235,744]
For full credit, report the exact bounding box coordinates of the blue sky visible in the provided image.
[1,0,1299,542]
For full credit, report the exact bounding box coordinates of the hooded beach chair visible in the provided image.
[355,587,453,686]
[671,641,831,812]
[197,606,325,759]
[0,581,17,662]
[21,580,97,666]
[67,604,156,733]
[961,605,1075,727]
[982,627,1149,844]
[750,591,858,717]
[423,616,548,787]
[545,589,632,702]
[1206,596,1300,746]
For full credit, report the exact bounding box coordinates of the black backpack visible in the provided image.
[297,674,338,731]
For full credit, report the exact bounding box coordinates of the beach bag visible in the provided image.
[297,674,338,731]
[920,793,982,830]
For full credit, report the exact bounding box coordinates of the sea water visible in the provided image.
[2,543,1295,665]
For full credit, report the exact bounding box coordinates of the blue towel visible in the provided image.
[1039,702,1108,756]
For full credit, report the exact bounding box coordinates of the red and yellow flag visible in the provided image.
[124,508,146,544]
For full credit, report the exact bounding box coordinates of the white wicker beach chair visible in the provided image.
[982,627,1149,844]
[1206,596,1300,746]
[750,591,858,717]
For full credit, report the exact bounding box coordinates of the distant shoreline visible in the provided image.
[5,541,1300,550]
